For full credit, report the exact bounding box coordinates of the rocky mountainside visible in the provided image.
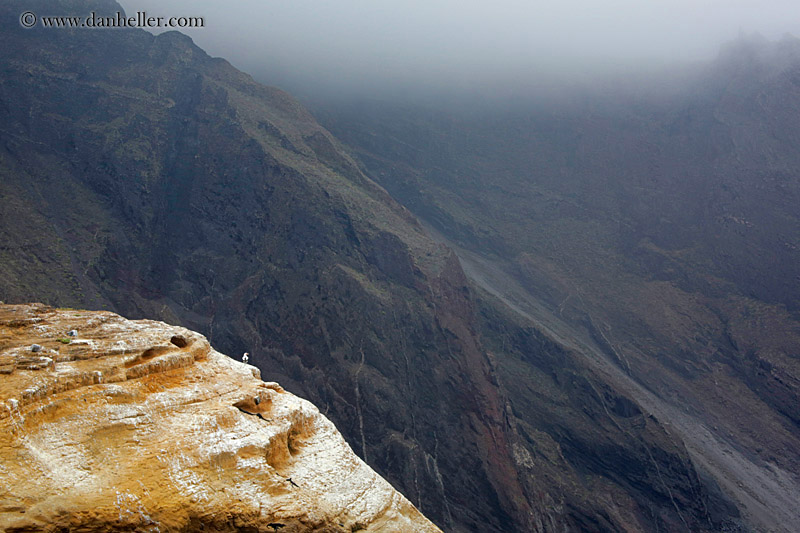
[0,0,753,531]
[313,34,800,532]
[0,303,440,532]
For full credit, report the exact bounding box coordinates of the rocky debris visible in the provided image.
[0,303,439,533]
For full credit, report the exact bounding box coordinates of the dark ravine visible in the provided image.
[0,0,756,531]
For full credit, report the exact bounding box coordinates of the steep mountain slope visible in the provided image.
[313,34,800,532]
[0,0,743,531]
[0,303,441,532]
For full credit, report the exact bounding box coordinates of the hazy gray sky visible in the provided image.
[119,0,800,92]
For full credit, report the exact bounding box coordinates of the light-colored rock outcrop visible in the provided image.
[0,303,441,532]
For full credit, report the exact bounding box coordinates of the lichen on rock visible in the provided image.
[0,303,440,532]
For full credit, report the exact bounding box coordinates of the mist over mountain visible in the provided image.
[118,0,800,101]
[312,31,800,532]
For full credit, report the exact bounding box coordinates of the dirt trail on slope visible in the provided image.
[423,223,800,533]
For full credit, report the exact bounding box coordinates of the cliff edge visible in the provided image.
[0,303,440,532]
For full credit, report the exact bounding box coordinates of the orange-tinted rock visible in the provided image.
[0,303,440,532]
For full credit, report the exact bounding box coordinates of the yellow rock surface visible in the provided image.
[0,303,441,532]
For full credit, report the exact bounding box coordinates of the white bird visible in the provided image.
[242,352,249,364]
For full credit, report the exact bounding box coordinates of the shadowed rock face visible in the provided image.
[312,35,800,533]
[0,1,744,531]
[0,303,441,532]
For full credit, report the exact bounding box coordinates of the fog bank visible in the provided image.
[119,0,800,97]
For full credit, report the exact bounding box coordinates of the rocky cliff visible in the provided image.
[0,0,747,531]
[0,2,529,528]
[0,303,440,532]
[313,34,800,532]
